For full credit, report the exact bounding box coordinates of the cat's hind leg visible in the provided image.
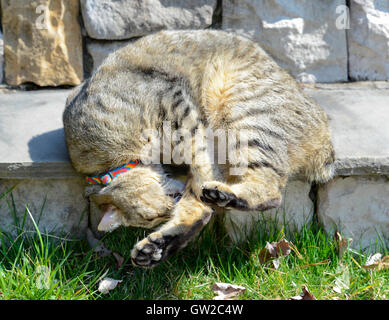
[131,180,213,268]
[201,165,286,211]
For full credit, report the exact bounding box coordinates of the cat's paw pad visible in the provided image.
[201,187,249,209]
[131,232,168,268]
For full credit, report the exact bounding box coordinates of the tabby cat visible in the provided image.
[63,30,335,268]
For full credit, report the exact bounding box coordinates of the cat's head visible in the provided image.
[86,165,184,232]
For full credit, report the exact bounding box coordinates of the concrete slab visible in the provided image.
[0,88,80,179]
[304,83,389,176]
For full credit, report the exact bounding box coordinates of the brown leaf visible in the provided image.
[288,286,316,300]
[86,228,112,257]
[258,246,273,265]
[362,254,389,271]
[258,238,292,268]
[113,252,125,269]
[275,239,292,256]
[212,282,245,300]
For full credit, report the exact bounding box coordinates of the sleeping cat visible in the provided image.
[63,30,335,268]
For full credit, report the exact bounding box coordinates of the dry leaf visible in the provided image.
[98,278,122,294]
[86,228,112,257]
[363,253,382,268]
[275,239,292,256]
[113,252,125,269]
[288,286,316,300]
[362,254,389,271]
[212,282,245,300]
[258,238,292,269]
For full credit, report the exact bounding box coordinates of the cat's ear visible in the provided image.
[97,204,123,232]
[89,192,123,232]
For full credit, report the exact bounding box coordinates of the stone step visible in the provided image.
[305,82,389,176]
[0,83,388,249]
[0,88,77,179]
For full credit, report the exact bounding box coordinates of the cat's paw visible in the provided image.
[131,232,172,268]
[200,182,249,209]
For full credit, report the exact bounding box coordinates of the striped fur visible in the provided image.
[63,30,334,268]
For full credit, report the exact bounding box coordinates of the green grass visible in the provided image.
[0,199,388,300]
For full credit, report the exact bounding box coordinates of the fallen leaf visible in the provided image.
[272,259,281,269]
[113,252,125,269]
[212,282,245,300]
[258,238,292,269]
[98,278,122,294]
[86,228,112,257]
[288,286,316,300]
[362,254,389,271]
[275,239,292,256]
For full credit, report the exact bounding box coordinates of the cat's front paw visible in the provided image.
[131,232,172,268]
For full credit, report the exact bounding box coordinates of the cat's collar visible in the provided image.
[86,160,140,185]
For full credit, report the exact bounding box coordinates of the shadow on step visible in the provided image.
[28,128,71,162]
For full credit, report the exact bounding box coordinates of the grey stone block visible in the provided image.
[304,83,389,176]
[318,176,389,250]
[0,178,88,238]
[224,179,313,242]
[349,0,389,81]
[81,0,217,40]
[222,0,348,83]
[87,40,132,74]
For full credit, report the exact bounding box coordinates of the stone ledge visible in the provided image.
[303,83,389,176]
[0,83,388,179]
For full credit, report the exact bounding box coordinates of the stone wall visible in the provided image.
[1,0,83,86]
[0,0,388,86]
[0,178,88,239]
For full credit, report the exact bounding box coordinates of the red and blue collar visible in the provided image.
[86,160,140,185]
